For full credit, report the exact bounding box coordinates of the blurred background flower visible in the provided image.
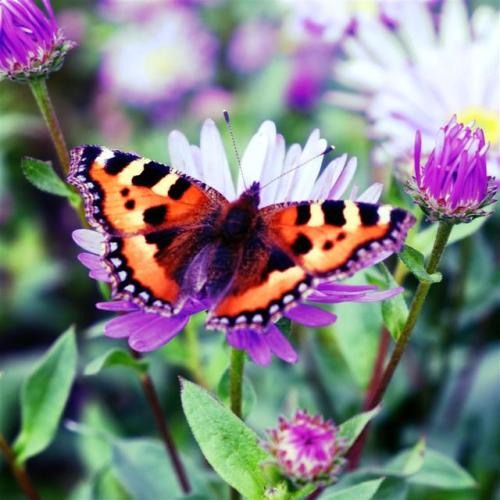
[327,0,500,178]
[99,7,217,113]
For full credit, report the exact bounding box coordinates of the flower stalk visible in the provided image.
[229,347,245,500]
[348,222,453,467]
[132,352,191,494]
[29,77,70,176]
[0,432,40,500]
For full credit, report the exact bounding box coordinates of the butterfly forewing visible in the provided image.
[68,145,228,314]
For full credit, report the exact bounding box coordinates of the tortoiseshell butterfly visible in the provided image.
[68,145,414,332]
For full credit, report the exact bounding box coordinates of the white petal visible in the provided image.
[287,129,327,200]
[237,123,270,194]
[311,153,347,199]
[276,143,302,202]
[357,182,383,203]
[260,133,286,206]
[328,156,357,199]
[439,0,470,47]
[200,119,235,199]
[168,130,198,178]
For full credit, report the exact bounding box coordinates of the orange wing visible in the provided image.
[207,199,414,331]
[68,145,227,314]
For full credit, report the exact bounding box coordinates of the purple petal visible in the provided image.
[265,324,298,364]
[315,282,378,293]
[72,229,104,254]
[104,311,154,339]
[129,314,189,352]
[96,301,139,312]
[285,304,336,327]
[227,329,272,366]
[245,331,272,366]
[78,252,103,272]
[353,287,404,302]
[89,269,112,282]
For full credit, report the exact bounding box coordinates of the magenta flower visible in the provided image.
[0,0,75,82]
[408,117,497,223]
[263,410,347,485]
[72,121,412,365]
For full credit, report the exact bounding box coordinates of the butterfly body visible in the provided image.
[68,145,415,333]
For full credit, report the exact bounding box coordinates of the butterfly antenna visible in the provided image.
[260,144,335,191]
[223,110,247,190]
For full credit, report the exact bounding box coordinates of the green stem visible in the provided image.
[229,348,245,419]
[0,432,40,500]
[184,321,206,387]
[367,222,453,408]
[347,222,453,469]
[229,348,245,500]
[29,77,70,175]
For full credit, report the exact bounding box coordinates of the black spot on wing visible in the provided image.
[143,205,167,226]
[132,161,169,187]
[295,205,311,225]
[264,248,295,276]
[145,228,179,255]
[337,232,346,241]
[359,203,380,226]
[322,200,346,226]
[291,233,313,255]
[80,145,101,169]
[168,177,191,200]
[124,199,135,210]
[323,240,333,250]
[105,151,140,175]
[120,188,130,197]
[390,208,407,225]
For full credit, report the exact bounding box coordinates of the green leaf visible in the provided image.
[371,477,408,500]
[111,438,181,499]
[322,478,385,500]
[217,370,257,419]
[21,157,76,199]
[409,450,476,490]
[338,407,380,449]
[13,327,77,463]
[378,264,408,341]
[384,438,426,476]
[84,348,149,376]
[399,245,442,283]
[411,218,485,257]
[181,378,268,499]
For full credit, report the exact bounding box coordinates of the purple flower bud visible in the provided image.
[0,0,75,82]
[408,116,497,223]
[263,410,347,485]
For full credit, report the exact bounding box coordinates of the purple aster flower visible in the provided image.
[227,20,277,74]
[0,0,75,82]
[263,410,347,485]
[72,120,410,364]
[408,117,497,223]
[99,8,217,109]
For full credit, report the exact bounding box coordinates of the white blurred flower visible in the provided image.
[100,9,217,108]
[328,0,500,177]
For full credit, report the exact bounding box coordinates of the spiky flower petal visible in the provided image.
[263,410,347,485]
[407,117,497,223]
[0,0,75,82]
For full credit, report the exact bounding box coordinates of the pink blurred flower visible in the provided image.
[227,20,277,74]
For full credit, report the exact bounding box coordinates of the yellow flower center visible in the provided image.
[457,107,500,146]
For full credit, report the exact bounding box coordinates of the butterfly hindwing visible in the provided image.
[68,145,227,314]
[207,236,313,332]
[207,199,414,331]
